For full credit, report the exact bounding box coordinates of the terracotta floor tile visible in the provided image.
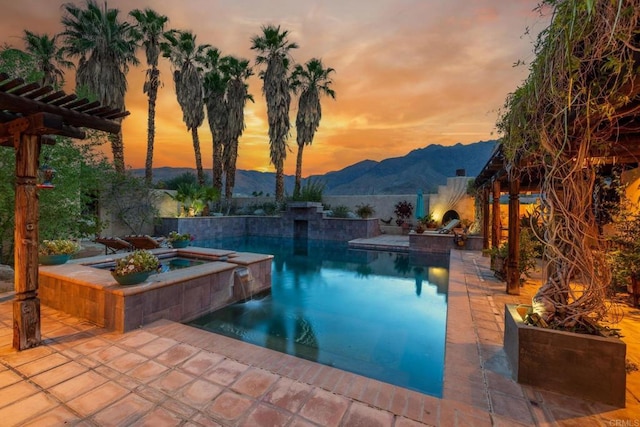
[117,330,159,348]
[0,381,41,409]
[107,351,149,374]
[343,401,394,427]
[203,358,248,386]
[30,361,88,389]
[489,392,534,424]
[0,391,59,426]
[20,405,81,427]
[49,370,109,404]
[0,369,24,389]
[175,378,223,409]
[136,337,178,358]
[89,345,128,364]
[128,406,183,426]
[15,353,70,377]
[264,377,313,414]
[72,337,112,355]
[179,350,224,376]
[92,393,154,426]
[155,343,200,367]
[231,368,278,398]
[128,359,170,383]
[394,416,429,427]
[298,389,349,427]
[206,391,254,422]
[66,381,130,417]
[150,369,195,394]
[238,403,292,427]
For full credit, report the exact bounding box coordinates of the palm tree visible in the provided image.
[250,25,298,202]
[22,30,73,88]
[202,47,228,194]
[60,0,139,173]
[161,29,209,185]
[220,55,254,200]
[129,8,168,186]
[291,58,336,198]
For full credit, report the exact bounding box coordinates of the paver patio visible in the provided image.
[0,244,638,425]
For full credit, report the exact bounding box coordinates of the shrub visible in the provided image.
[355,203,375,219]
[394,200,413,226]
[112,250,160,276]
[331,205,351,218]
[292,179,325,202]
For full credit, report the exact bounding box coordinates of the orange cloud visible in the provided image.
[0,0,550,177]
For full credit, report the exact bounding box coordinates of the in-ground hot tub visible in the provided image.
[38,247,273,332]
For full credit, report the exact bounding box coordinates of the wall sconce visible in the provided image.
[37,164,56,189]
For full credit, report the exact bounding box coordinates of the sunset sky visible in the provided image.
[0,1,550,176]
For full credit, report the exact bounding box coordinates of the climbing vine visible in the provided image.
[496,0,640,329]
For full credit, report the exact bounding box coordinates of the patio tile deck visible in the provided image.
[0,241,638,425]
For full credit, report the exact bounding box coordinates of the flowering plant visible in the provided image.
[112,250,160,276]
[167,231,194,243]
[39,239,80,256]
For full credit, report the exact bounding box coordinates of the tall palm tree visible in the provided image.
[250,25,298,202]
[291,58,336,198]
[60,0,139,173]
[129,8,168,186]
[161,29,209,185]
[220,55,254,200]
[22,30,73,88]
[202,47,228,194]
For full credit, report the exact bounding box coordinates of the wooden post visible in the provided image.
[491,179,501,250]
[507,177,520,295]
[13,133,41,350]
[482,186,490,250]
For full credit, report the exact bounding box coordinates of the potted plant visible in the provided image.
[111,250,160,285]
[417,212,438,230]
[39,239,80,265]
[394,200,413,232]
[355,203,375,219]
[167,231,194,248]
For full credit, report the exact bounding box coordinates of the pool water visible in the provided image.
[189,237,449,396]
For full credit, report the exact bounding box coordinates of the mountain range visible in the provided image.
[134,140,497,196]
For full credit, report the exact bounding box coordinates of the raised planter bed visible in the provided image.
[504,304,626,407]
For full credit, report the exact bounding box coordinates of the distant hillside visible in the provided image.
[132,140,497,195]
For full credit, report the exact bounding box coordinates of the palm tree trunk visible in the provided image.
[294,143,305,198]
[111,126,125,174]
[212,140,223,193]
[191,127,205,185]
[275,166,284,203]
[224,140,238,200]
[144,69,159,186]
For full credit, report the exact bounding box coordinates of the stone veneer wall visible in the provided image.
[156,202,381,242]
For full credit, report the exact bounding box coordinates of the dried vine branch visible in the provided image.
[497,0,640,330]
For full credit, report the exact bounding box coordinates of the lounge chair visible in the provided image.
[123,235,163,250]
[438,219,461,234]
[95,237,133,255]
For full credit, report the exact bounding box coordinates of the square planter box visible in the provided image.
[504,304,626,407]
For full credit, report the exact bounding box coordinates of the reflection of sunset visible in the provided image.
[1,1,548,176]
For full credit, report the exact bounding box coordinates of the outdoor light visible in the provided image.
[37,163,56,189]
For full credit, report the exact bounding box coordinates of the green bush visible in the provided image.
[292,179,325,202]
[331,205,350,218]
[355,203,375,219]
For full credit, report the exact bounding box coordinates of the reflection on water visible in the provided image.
[189,237,449,397]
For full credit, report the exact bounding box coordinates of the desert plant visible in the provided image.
[330,205,350,218]
[292,179,325,202]
[355,203,375,219]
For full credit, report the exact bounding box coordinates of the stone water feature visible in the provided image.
[38,247,272,332]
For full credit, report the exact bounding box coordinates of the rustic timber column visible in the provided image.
[506,176,520,295]
[491,179,501,249]
[13,132,42,350]
[482,186,490,250]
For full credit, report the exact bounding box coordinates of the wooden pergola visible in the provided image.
[0,73,128,350]
[474,97,640,295]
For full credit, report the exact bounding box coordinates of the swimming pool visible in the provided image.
[189,237,449,396]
